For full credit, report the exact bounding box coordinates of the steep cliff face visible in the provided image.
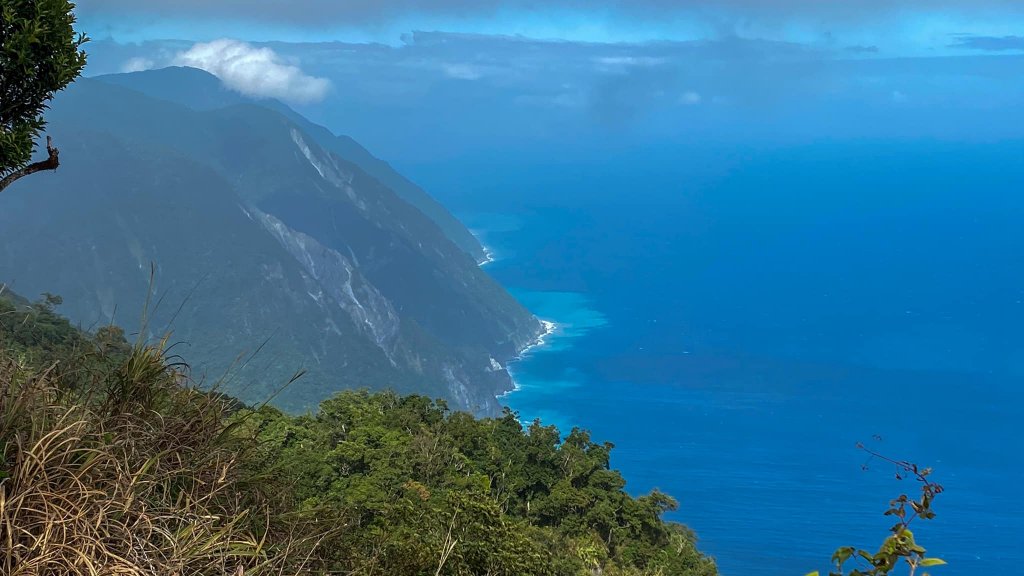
[96,67,489,263]
[248,206,402,359]
[0,73,540,414]
[249,206,514,414]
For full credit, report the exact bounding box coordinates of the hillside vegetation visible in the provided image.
[0,292,717,575]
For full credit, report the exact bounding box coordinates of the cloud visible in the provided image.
[593,56,670,75]
[441,63,484,80]
[79,0,1024,28]
[81,33,1024,156]
[949,35,1024,51]
[121,57,155,72]
[171,39,330,103]
[679,91,702,105]
[594,56,668,67]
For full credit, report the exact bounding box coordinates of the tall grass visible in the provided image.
[0,339,324,575]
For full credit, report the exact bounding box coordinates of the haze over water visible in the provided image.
[416,141,1024,575]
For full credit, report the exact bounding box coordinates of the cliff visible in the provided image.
[0,71,541,413]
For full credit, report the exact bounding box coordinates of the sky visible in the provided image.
[74,1,1024,164]
[78,0,1024,53]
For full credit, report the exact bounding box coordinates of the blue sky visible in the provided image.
[76,1,1024,164]
[77,1,1024,57]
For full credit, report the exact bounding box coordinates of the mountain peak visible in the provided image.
[96,66,249,111]
[99,65,221,85]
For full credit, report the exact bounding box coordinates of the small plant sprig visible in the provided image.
[808,444,947,576]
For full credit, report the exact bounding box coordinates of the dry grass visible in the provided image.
[0,342,323,575]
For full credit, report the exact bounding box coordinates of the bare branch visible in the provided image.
[0,136,60,193]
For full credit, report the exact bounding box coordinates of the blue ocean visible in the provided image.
[411,140,1024,575]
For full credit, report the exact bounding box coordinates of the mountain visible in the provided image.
[95,67,489,263]
[0,71,541,413]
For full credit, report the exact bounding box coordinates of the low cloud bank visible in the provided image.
[171,40,330,103]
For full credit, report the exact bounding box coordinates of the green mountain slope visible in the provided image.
[0,77,540,413]
[95,67,488,262]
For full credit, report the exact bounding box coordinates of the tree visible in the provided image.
[0,0,87,193]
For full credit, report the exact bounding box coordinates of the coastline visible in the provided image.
[478,245,496,266]
[468,225,498,267]
[526,320,559,356]
[499,319,557,399]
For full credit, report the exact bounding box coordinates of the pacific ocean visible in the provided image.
[413,140,1024,575]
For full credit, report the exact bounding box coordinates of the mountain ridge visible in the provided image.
[94,66,489,263]
[0,71,541,414]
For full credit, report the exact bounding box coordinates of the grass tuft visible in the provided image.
[0,342,324,575]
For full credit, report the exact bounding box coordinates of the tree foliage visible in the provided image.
[238,392,718,575]
[0,0,87,191]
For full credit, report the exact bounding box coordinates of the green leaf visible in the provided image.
[832,547,855,565]
[920,558,947,567]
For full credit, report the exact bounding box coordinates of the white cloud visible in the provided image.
[121,57,155,73]
[593,55,670,74]
[172,39,331,103]
[594,56,668,67]
[441,63,484,80]
[680,91,703,105]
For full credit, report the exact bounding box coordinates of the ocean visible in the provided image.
[411,140,1024,575]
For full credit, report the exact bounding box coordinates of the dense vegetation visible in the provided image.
[0,291,718,575]
[240,396,717,575]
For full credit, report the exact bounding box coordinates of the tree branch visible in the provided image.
[0,136,60,193]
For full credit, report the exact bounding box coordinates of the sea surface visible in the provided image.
[412,141,1024,575]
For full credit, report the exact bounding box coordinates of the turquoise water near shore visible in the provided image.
[502,291,607,433]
